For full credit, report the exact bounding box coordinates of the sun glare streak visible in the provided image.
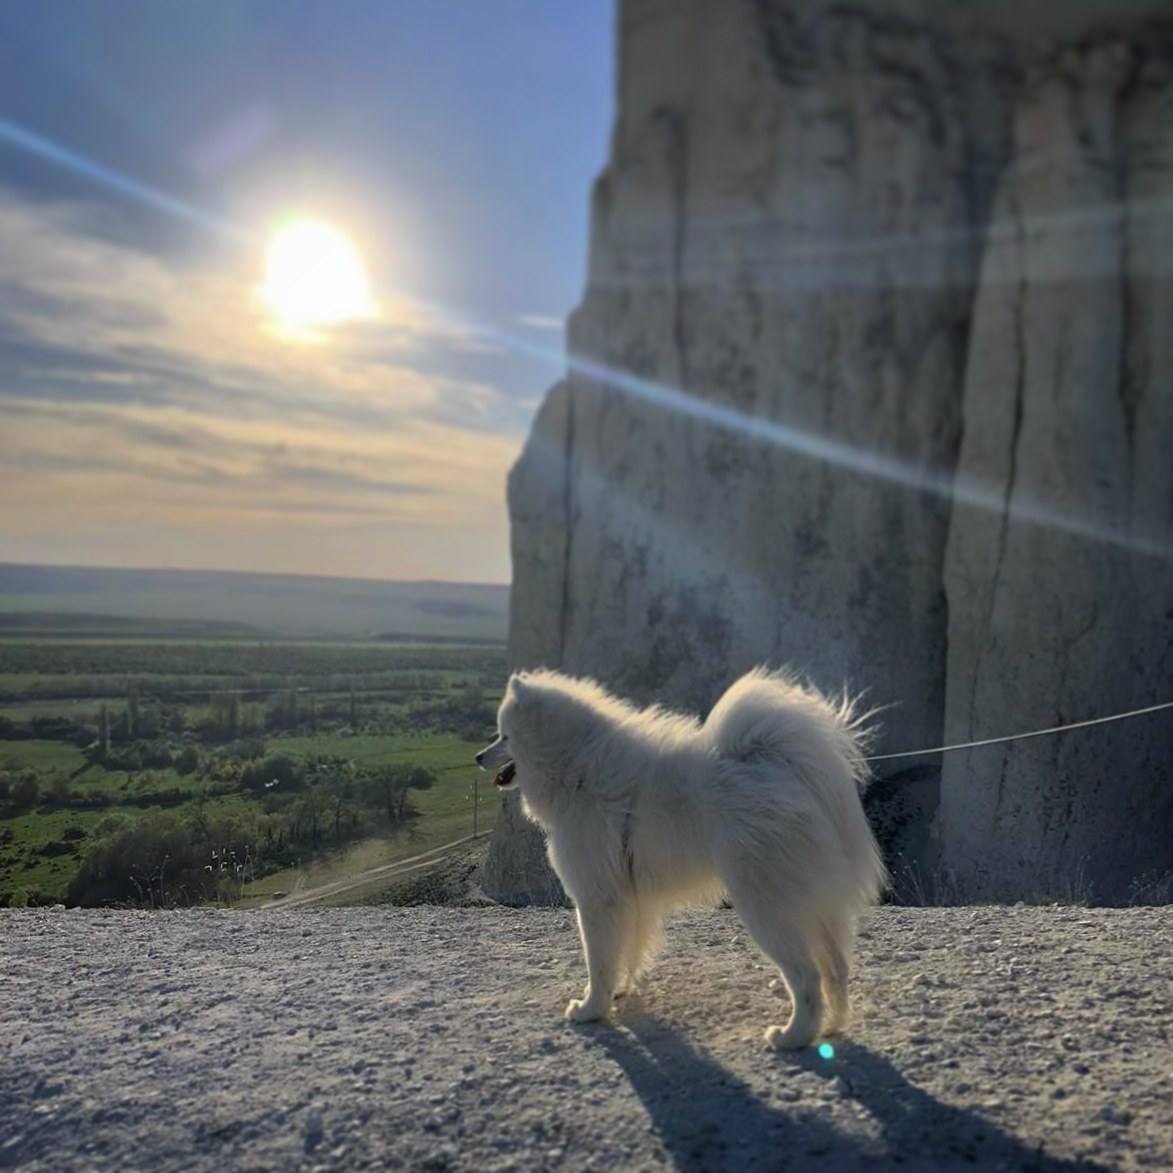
[412,299,1172,560]
[259,218,376,337]
[0,118,253,243]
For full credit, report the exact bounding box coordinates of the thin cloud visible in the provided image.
[0,189,524,579]
[518,314,564,331]
[0,191,514,427]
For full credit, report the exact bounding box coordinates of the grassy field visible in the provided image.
[0,739,89,772]
[0,638,506,906]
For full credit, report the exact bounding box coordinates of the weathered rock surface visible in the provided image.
[485,0,1173,905]
[2,905,1171,1171]
[941,32,1173,901]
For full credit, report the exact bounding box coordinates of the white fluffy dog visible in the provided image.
[476,667,886,1049]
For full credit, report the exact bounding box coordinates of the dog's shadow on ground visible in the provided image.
[590,1011,1106,1172]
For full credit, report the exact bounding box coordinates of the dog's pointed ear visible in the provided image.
[509,674,536,708]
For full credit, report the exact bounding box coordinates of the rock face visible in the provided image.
[941,36,1173,901]
[483,0,1173,906]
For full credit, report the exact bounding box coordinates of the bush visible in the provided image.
[226,737,267,762]
[140,743,174,770]
[72,789,113,809]
[30,715,86,741]
[0,716,29,741]
[10,772,40,810]
[100,744,143,772]
[46,775,72,806]
[39,838,79,858]
[240,753,301,792]
[175,745,201,776]
[68,806,273,907]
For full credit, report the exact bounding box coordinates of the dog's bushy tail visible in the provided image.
[704,667,887,906]
[704,667,877,790]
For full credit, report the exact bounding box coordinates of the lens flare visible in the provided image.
[259,218,375,336]
[818,1042,835,1060]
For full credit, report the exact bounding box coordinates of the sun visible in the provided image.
[259,217,375,336]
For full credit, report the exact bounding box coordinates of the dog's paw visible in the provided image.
[764,1023,819,1051]
[564,998,609,1024]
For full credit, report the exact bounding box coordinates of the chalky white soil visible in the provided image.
[1,906,1170,1171]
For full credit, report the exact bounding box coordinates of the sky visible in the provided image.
[0,0,614,584]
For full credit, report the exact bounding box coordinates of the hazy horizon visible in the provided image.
[0,1,613,582]
[0,556,510,588]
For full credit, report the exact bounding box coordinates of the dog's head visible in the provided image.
[474,671,584,799]
[474,673,537,791]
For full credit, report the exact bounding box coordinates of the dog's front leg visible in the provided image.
[565,902,625,1023]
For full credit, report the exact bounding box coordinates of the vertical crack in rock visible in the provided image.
[558,388,577,667]
[1118,201,1135,526]
[661,107,691,392]
[1115,49,1140,531]
[961,174,1028,835]
[966,179,1027,803]
[992,184,1028,650]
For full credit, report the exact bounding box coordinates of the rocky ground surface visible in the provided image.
[1,905,1170,1171]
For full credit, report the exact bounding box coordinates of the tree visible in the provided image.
[359,764,434,830]
[126,686,140,740]
[326,771,356,840]
[175,745,201,776]
[292,783,326,848]
[11,771,40,810]
[208,691,250,739]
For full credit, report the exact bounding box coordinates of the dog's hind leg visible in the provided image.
[616,903,662,996]
[565,901,627,1023]
[727,879,823,1049]
[816,915,852,1037]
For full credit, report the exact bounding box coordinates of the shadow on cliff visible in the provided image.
[591,1014,1107,1172]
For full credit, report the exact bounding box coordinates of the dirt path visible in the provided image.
[260,837,477,910]
[1,906,1169,1171]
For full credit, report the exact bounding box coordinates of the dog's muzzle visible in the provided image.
[475,737,516,787]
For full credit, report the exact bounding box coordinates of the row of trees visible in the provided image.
[1,682,496,750]
[0,765,219,813]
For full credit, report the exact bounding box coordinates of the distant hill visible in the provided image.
[0,563,509,642]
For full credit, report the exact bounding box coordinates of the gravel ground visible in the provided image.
[1,905,1170,1171]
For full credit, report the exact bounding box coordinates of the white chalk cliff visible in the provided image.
[482,0,1173,905]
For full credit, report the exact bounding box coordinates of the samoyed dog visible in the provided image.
[476,667,886,1049]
